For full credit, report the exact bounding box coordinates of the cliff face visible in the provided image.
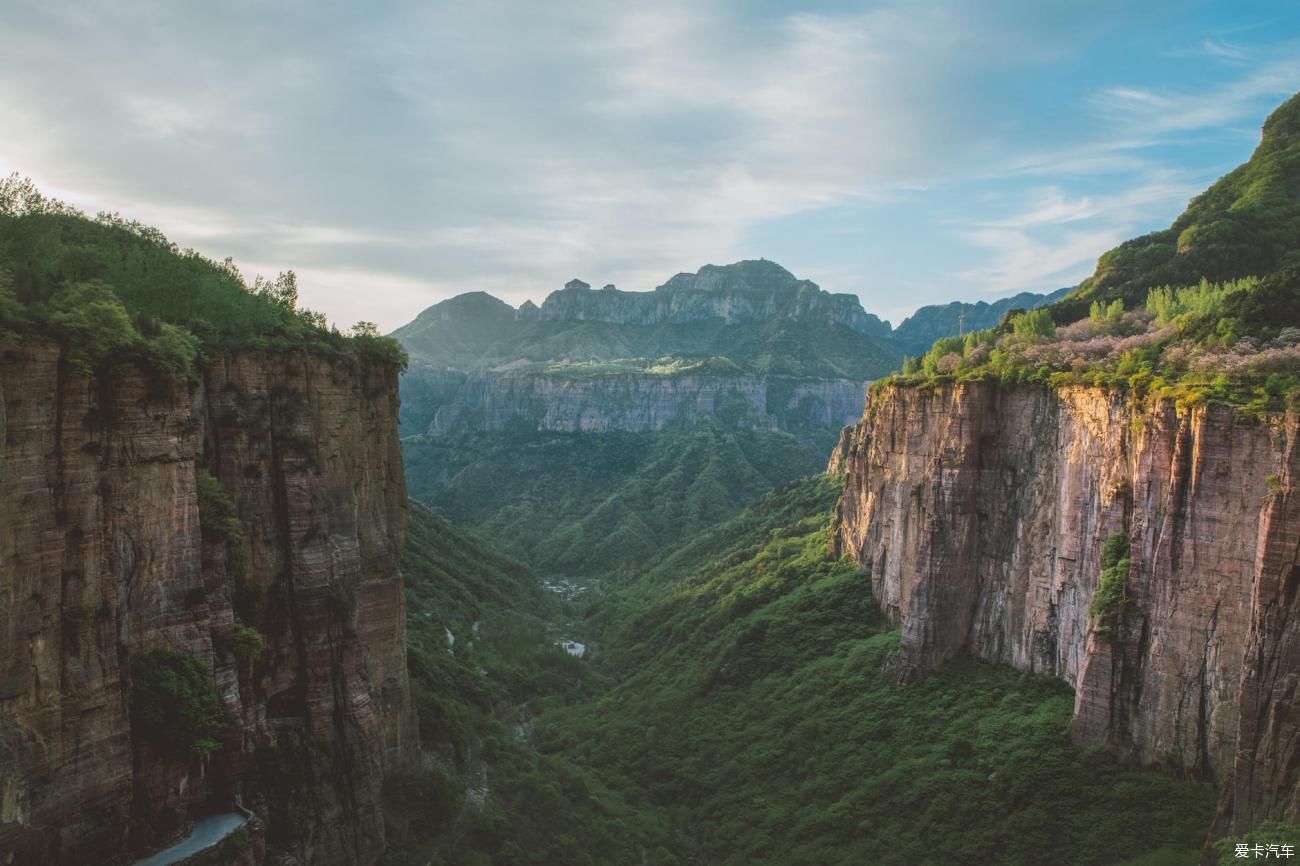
[0,339,415,866]
[402,370,867,437]
[830,381,1300,834]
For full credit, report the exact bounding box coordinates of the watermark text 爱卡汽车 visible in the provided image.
[1236,843,1296,859]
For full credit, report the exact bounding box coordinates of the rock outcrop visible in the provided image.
[0,339,416,866]
[830,381,1300,835]
[403,369,867,437]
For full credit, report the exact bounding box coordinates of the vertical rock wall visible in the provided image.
[402,369,868,437]
[831,381,1300,832]
[0,339,415,866]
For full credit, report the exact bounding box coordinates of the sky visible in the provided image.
[2,1,1299,332]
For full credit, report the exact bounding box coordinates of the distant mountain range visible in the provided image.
[392,260,900,381]
[392,258,1067,377]
[889,287,1072,356]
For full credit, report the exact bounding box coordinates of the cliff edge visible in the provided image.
[830,381,1300,837]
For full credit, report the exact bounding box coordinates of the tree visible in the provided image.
[254,270,299,310]
[48,280,138,367]
[0,172,80,217]
[1011,308,1056,340]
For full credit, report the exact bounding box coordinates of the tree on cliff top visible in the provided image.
[0,174,407,370]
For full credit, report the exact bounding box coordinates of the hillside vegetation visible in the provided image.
[403,418,826,579]
[0,175,405,372]
[894,271,1300,410]
[384,501,674,866]
[391,478,1217,865]
[889,286,1070,356]
[889,93,1300,409]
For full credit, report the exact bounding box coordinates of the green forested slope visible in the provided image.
[384,501,675,866]
[391,479,1217,866]
[403,418,826,579]
[1056,91,1300,320]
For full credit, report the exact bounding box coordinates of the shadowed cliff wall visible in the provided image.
[0,340,416,866]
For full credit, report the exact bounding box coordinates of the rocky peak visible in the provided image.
[657,259,799,295]
[412,290,515,324]
[530,259,891,336]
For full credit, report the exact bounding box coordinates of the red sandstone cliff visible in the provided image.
[0,339,416,865]
[830,381,1300,837]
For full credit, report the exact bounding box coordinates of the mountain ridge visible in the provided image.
[394,260,1072,378]
[890,286,1072,356]
[392,259,901,380]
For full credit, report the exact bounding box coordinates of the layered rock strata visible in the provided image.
[830,381,1300,833]
[404,370,867,437]
[0,339,415,866]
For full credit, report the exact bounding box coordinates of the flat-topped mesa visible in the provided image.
[829,380,1300,836]
[0,340,416,866]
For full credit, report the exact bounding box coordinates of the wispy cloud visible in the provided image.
[1201,38,1250,61]
[1088,51,1300,136]
[958,226,1128,295]
[950,173,1203,295]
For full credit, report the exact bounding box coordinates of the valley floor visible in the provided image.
[384,479,1222,866]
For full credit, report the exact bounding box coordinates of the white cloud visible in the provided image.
[1201,38,1250,61]
[949,172,1203,296]
[1088,52,1300,137]
[958,226,1128,295]
[980,177,1200,229]
[0,1,1295,328]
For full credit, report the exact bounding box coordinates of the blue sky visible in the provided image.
[1,1,1298,330]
